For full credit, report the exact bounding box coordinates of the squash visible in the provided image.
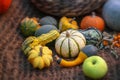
[35,25,58,37]
[80,12,105,31]
[31,30,60,47]
[0,0,12,14]
[102,0,120,31]
[39,16,57,26]
[55,45,98,67]
[22,30,60,54]
[27,45,53,69]
[55,29,86,58]
[22,36,37,55]
[79,27,103,46]
[20,17,40,37]
[59,17,79,32]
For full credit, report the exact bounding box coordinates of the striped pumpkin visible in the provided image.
[55,29,86,58]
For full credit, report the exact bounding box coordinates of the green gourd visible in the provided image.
[22,30,60,55]
[20,17,40,37]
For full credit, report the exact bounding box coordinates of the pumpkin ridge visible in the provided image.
[68,38,71,58]
[70,30,77,34]
[71,35,86,44]
[60,37,67,57]
[71,37,80,54]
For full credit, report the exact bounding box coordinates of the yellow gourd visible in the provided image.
[22,30,60,55]
[55,51,87,67]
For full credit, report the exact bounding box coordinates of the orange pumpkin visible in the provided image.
[80,12,105,31]
[0,0,12,14]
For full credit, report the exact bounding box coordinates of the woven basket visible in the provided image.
[0,0,120,80]
[31,0,106,17]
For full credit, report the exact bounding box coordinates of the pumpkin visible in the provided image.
[102,0,120,31]
[59,16,79,32]
[80,12,105,31]
[22,30,60,54]
[0,0,12,14]
[27,45,53,69]
[20,17,40,37]
[35,25,58,37]
[55,29,86,58]
[79,27,103,46]
[39,16,57,26]
[55,45,98,67]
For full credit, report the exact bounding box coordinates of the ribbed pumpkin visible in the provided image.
[102,0,120,31]
[80,12,105,31]
[27,45,53,69]
[55,29,86,58]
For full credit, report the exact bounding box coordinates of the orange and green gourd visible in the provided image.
[20,17,40,37]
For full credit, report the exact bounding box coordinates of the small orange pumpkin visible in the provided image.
[80,12,105,31]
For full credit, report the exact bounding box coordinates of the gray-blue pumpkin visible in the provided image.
[102,0,120,31]
[39,16,57,26]
[79,27,103,46]
[35,25,58,37]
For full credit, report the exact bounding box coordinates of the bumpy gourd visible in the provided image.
[22,30,60,55]
[55,29,86,58]
[31,30,60,47]
[59,17,79,32]
[28,45,53,69]
[55,45,98,67]
[22,36,37,55]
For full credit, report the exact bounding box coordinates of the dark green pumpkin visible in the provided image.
[39,16,57,26]
[35,25,58,37]
[79,27,103,46]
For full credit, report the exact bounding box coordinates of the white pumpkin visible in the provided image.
[55,29,86,58]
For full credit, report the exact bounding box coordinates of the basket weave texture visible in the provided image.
[31,0,106,17]
[0,0,120,80]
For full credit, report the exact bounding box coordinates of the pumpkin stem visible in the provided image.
[39,47,43,56]
[66,31,70,37]
[69,17,76,23]
[92,12,96,18]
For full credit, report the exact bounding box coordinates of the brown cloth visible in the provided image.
[0,0,120,80]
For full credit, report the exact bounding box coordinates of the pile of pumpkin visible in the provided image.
[20,13,106,69]
[20,11,120,80]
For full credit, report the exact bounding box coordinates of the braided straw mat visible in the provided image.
[0,0,120,80]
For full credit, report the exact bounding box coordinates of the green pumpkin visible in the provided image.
[79,27,103,46]
[35,25,58,37]
[20,17,40,37]
[39,16,57,26]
